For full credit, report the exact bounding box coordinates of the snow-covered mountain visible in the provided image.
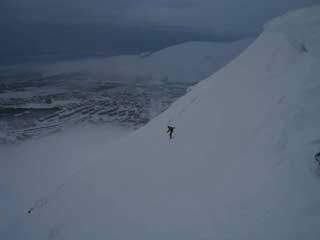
[0,39,252,143]
[40,38,253,85]
[2,5,320,240]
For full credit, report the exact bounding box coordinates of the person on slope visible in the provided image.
[315,152,320,166]
[27,207,33,214]
[167,126,175,139]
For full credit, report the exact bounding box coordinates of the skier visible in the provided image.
[167,126,175,139]
[27,207,33,214]
[315,152,320,166]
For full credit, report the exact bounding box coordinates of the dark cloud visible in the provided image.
[120,0,320,34]
[1,0,319,30]
[0,0,319,65]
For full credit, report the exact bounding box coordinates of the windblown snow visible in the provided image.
[39,38,252,85]
[2,6,320,240]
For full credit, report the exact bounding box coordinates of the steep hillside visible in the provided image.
[2,6,320,240]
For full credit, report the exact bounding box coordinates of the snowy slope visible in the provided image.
[0,124,130,231]
[2,6,320,240]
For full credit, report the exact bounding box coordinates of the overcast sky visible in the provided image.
[0,0,319,65]
[2,0,319,32]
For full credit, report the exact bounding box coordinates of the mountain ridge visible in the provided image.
[2,5,320,240]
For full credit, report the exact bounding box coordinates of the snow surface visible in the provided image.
[0,124,130,232]
[2,5,320,240]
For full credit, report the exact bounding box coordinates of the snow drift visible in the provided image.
[2,5,320,240]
